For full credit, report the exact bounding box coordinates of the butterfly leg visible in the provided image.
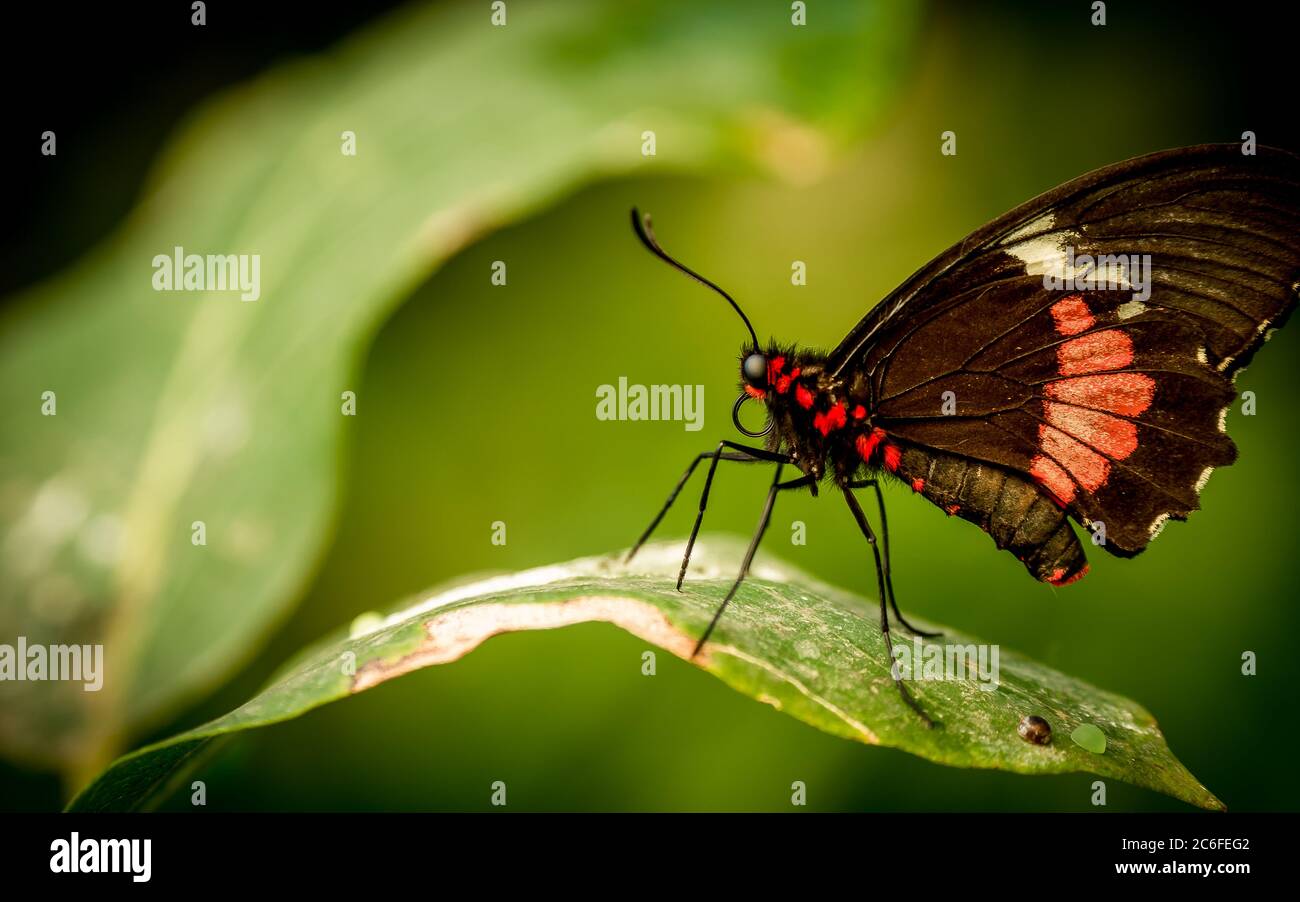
[842,485,934,728]
[669,441,792,590]
[693,466,816,657]
[626,449,764,564]
[847,479,941,639]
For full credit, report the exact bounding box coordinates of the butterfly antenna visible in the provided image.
[631,207,760,349]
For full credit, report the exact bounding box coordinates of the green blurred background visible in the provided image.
[4,0,1298,811]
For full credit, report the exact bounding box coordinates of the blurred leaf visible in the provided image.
[69,538,1223,812]
[0,0,919,776]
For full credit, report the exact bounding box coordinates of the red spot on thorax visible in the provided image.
[852,404,866,420]
[775,367,800,395]
[767,355,786,386]
[813,402,848,436]
[883,443,901,472]
[1049,294,1094,336]
[856,427,886,462]
[854,434,871,460]
[744,384,766,400]
[795,383,815,410]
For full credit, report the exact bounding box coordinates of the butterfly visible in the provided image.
[625,143,1300,725]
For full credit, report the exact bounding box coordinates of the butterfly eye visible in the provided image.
[742,353,767,386]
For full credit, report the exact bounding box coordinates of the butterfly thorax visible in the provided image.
[744,343,890,484]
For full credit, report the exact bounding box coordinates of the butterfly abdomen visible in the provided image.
[891,443,1088,586]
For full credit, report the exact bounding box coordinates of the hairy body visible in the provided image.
[744,343,1086,586]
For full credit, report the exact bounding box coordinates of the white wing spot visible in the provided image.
[1117,299,1146,319]
[999,213,1056,245]
[1149,513,1170,540]
[1195,466,1215,494]
[1006,233,1071,279]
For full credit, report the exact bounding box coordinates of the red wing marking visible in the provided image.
[1060,330,1133,376]
[1031,322,1154,503]
[1038,425,1109,491]
[1049,294,1094,335]
[1043,401,1138,460]
[1029,455,1075,505]
[1045,372,1155,416]
[1058,329,1134,376]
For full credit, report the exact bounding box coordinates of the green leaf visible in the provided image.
[68,538,1223,812]
[0,0,919,777]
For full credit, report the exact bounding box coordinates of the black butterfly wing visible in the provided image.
[835,143,1300,563]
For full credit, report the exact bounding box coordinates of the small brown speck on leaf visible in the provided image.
[1018,714,1052,745]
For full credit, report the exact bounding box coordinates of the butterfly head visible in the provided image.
[734,343,840,443]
